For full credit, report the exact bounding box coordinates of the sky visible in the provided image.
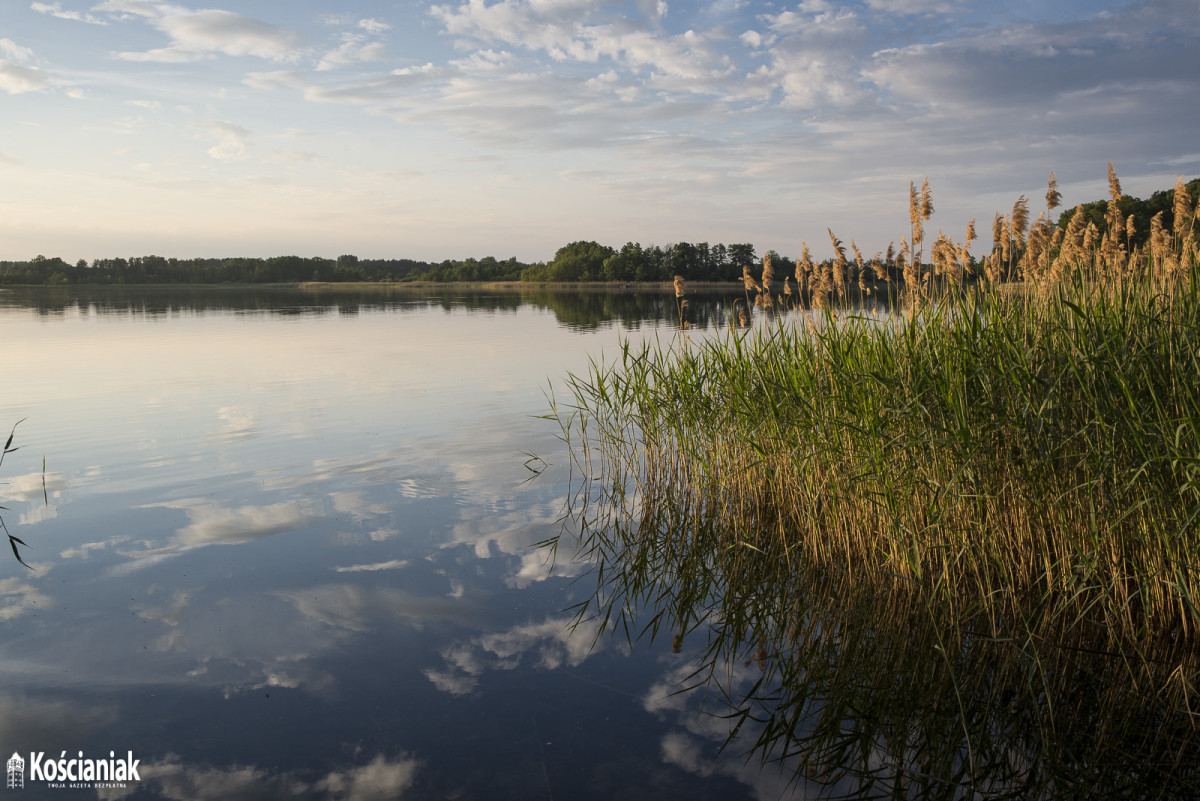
[1,0,1198,264]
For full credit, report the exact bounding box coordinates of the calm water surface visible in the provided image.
[1,286,796,799]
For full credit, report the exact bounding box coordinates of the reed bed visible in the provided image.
[545,167,1200,793]
[551,164,1200,680]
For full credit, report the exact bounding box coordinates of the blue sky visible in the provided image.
[2,0,1197,263]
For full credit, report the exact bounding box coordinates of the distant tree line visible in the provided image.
[1056,178,1200,250]
[0,241,761,286]
[3,177,1192,287]
[0,254,529,286]
[520,241,759,282]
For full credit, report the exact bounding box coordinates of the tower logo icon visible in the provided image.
[7,751,24,789]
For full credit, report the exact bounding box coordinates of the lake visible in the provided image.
[0,284,803,800]
[2,285,1196,800]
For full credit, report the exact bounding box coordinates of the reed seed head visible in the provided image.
[1010,196,1029,249]
[871,253,887,281]
[742,264,761,293]
[1173,177,1193,242]
[1150,210,1167,257]
[1046,170,1062,211]
[827,229,848,266]
[1107,160,1122,203]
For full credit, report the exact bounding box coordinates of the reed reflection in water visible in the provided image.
[545,445,1200,800]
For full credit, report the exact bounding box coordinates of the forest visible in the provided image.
[1,178,1194,286]
[0,241,757,286]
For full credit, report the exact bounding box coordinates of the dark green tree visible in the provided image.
[545,241,615,282]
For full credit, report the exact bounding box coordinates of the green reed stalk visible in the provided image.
[556,261,1200,654]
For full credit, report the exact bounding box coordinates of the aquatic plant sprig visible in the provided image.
[0,419,34,569]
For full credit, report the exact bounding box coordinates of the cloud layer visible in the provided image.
[3,0,1197,260]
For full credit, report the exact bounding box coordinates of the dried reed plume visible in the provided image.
[1046,170,1062,212]
[1174,176,1194,245]
[1009,195,1030,249]
[909,182,925,247]
[743,264,761,293]
[870,253,887,283]
[673,275,687,328]
[1150,211,1167,275]
[900,236,917,299]
[735,299,750,327]
[827,229,849,302]
[799,242,814,298]
[760,254,775,308]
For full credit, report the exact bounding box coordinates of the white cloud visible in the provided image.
[313,754,421,801]
[330,490,392,521]
[61,539,120,559]
[660,731,715,777]
[0,38,35,63]
[317,33,388,71]
[246,63,440,106]
[0,470,67,504]
[112,497,318,572]
[864,0,959,13]
[422,666,478,695]
[135,589,193,626]
[0,62,47,94]
[110,6,304,63]
[92,0,160,19]
[0,576,51,620]
[31,1,106,24]
[430,0,730,83]
[280,584,470,633]
[334,559,409,573]
[198,120,251,160]
[424,616,604,695]
[358,18,392,34]
[111,753,421,801]
[169,497,314,544]
[217,404,255,441]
